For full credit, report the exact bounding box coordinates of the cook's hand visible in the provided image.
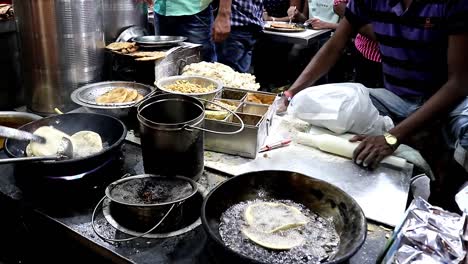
[212,13,231,43]
[263,11,272,21]
[307,18,329,29]
[350,135,395,169]
[287,6,298,20]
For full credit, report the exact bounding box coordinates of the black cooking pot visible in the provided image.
[4,113,127,180]
[201,170,367,264]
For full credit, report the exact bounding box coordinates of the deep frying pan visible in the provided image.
[4,113,127,179]
[201,170,367,264]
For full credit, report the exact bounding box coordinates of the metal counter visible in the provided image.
[203,115,413,227]
[262,28,332,46]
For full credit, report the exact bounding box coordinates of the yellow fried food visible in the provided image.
[123,89,138,102]
[244,202,308,233]
[242,226,305,250]
[96,88,144,104]
[165,80,216,94]
[136,94,144,102]
[106,42,135,51]
[242,202,309,250]
[246,93,263,104]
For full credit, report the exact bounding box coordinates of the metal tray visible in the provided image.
[132,35,187,48]
[204,88,278,158]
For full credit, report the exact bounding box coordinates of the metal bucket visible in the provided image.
[137,94,244,181]
[92,174,198,242]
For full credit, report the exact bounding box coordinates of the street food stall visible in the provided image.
[0,1,466,264]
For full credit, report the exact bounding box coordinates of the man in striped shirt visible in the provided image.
[282,0,468,173]
[215,0,264,72]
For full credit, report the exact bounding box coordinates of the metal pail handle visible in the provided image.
[91,173,179,242]
[182,98,245,135]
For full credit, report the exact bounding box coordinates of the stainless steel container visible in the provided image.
[14,0,105,114]
[137,94,206,181]
[204,88,277,158]
[103,0,147,43]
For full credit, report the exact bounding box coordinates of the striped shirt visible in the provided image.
[333,0,381,62]
[231,0,264,28]
[346,0,468,97]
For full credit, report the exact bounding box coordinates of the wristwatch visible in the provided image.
[383,132,398,150]
[281,90,293,103]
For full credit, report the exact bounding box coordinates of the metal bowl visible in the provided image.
[70,81,155,118]
[155,76,223,103]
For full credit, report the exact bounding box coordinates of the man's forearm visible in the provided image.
[288,19,353,96]
[218,0,232,17]
[390,78,467,143]
[390,34,468,143]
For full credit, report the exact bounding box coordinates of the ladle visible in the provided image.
[0,125,73,164]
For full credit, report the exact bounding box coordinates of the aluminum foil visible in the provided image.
[381,197,466,264]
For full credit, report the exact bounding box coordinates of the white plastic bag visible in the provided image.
[287,83,394,135]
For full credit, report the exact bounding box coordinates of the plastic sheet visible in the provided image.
[288,83,394,135]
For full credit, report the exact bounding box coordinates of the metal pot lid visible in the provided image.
[132,35,187,47]
[105,174,198,207]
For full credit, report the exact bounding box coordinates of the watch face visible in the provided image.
[386,135,397,145]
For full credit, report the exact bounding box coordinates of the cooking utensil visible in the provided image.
[155,75,223,104]
[0,125,45,143]
[201,170,367,264]
[0,125,74,159]
[132,35,187,48]
[70,81,155,118]
[0,155,67,164]
[259,138,291,153]
[137,94,244,181]
[92,174,198,242]
[0,111,42,150]
[4,113,127,180]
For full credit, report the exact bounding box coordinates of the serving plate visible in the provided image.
[132,35,187,48]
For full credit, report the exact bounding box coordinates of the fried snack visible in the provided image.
[246,93,263,104]
[131,51,165,57]
[123,89,138,102]
[165,80,216,94]
[136,94,144,101]
[206,100,238,112]
[96,88,144,104]
[270,23,298,29]
[106,42,136,51]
